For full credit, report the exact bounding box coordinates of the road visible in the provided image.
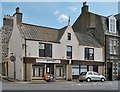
[2,79,119,90]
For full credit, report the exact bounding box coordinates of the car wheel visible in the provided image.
[86,78,91,82]
[101,78,105,82]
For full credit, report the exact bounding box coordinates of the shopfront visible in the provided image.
[72,60,104,79]
[24,57,69,81]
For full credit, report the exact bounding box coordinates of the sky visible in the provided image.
[0,2,119,29]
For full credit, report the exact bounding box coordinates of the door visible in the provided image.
[107,62,112,81]
[56,67,63,77]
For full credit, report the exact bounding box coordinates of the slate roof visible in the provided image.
[18,23,59,42]
[115,13,120,19]
[18,23,102,48]
[75,32,101,48]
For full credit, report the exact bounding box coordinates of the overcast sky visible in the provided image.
[1,2,119,28]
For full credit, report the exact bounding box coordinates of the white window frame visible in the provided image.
[109,39,117,55]
[109,15,116,33]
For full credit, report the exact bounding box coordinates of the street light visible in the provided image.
[10,53,16,79]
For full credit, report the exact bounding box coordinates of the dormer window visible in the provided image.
[109,15,116,33]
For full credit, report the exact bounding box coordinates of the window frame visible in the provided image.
[68,33,71,40]
[109,39,118,55]
[85,48,94,60]
[67,45,72,59]
[39,42,52,57]
[109,16,116,33]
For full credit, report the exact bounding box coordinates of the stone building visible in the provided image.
[73,2,120,80]
[1,15,13,76]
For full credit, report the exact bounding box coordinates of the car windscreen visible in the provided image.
[80,72,87,75]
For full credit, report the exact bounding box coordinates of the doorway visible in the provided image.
[107,62,112,81]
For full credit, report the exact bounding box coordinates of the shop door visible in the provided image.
[56,67,63,77]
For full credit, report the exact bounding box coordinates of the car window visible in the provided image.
[80,72,87,75]
[88,72,92,75]
[93,72,99,75]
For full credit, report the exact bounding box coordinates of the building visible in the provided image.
[6,7,104,81]
[73,2,120,80]
[1,15,13,76]
[0,28,2,75]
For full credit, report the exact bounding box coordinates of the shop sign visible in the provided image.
[36,59,61,63]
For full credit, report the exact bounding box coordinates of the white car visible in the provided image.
[79,71,106,82]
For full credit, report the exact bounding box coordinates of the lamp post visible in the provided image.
[10,53,16,79]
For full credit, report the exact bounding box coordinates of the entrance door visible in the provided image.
[107,62,112,81]
[56,67,63,77]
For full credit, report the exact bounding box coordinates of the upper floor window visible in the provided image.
[39,43,52,57]
[109,40,117,55]
[67,46,72,59]
[109,16,116,33]
[68,33,71,40]
[85,48,94,60]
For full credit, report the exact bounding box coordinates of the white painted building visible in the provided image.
[7,7,104,81]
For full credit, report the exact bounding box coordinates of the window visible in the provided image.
[93,65,98,73]
[68,33,71,40]
[85,48,94,60]
[67,46,72,59]
[109,40,117,54]
[39,43,52,57]
[109,16,116,33]
[80,72,87,75]
[93,72,99,75]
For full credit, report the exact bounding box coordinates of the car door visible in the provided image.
[93,72,101,81]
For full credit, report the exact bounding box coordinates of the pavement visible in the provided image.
[2,76,75,84]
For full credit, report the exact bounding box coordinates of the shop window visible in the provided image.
[85,48,94,60]
[68,33,71,40]
[72,65,79,75]
[39,43,52,57]
[80,65,87,73]
[67,46,72,59]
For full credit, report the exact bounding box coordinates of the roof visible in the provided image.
[115,13,120,19]
[57,26,67,41]
[18,23,60,42]
[18,23,101,48]
[75,32,101,48]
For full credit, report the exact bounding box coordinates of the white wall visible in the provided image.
[59,25,79,60]
[25,25,103,62]
[26,40,39,57]
[8,14,23,80]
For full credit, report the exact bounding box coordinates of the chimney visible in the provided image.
[16,7,20,13]
[13,7,22,25]
[3,15,13,26]
[81,1,89,13]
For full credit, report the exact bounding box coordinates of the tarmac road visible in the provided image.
[2,80,119,90]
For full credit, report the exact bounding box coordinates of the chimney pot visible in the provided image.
[16,7,20,13]
[83,1,87,6]
[81,1,89,13]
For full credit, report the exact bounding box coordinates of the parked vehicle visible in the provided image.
[46,74,55,82]
[79,71,106,82]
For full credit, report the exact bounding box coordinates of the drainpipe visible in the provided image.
[24,38,27,81]
[105,34,107,80]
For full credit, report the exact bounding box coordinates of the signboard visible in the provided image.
[36,59,61,63]
[10,56,16,62]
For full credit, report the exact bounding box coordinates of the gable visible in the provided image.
[60,25,79,45]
